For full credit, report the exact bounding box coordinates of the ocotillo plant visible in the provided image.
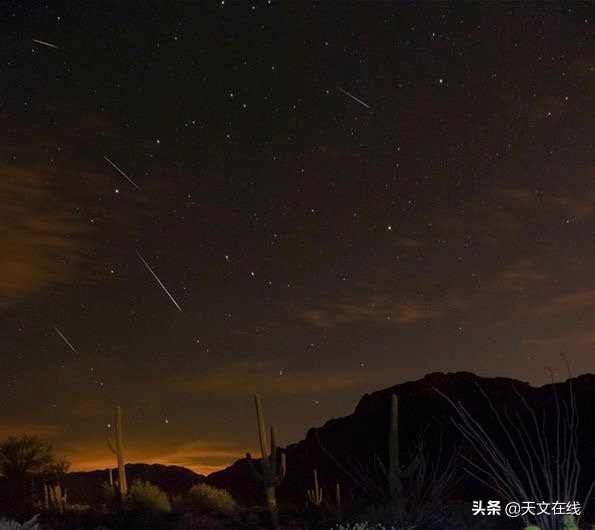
[307,468,324,507]
[388,394,419,518]
[107,405,128,498]
[246,393,286,528]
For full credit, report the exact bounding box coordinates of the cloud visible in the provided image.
[0,162,94,305]
[398,238,420,249]
[494,259,550,292]
[490,183,595,222]
[545,186,595,220]
[0,419,60,439]
[0,148,160,307]
[535,290,595,316]
[134,359,392,398]
[491,187,540,208]
[294,291,443,329]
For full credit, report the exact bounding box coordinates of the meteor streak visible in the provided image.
[54,327,78,353]
[103,156,141,190]
[336,86,370,109]
[32,39,60,49]
[136,251,182,312]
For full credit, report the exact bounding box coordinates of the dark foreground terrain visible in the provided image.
[1,371,594,529]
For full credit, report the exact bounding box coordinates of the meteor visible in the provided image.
[136,251,182,312]
[54,327,78,353]
[32,39,60,49]
[104,156,141,190]
[336,86,370,109]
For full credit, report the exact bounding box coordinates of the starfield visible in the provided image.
[1,2,595,530]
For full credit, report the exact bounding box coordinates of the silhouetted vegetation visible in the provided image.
[185,483,238,514]
[1,373,594,529]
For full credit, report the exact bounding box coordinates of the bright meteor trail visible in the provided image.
[136,251,182,312]
[336,86,370,109]
[32,39,60,49]
[54,327,78,353]
[103,156,141,190]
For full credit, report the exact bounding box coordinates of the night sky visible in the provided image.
[2,3,595,475]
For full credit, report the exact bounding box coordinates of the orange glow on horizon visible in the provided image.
[59,439,253,478]
[68,456,229,477]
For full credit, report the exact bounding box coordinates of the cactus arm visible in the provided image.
[270,425,278,470]
[278,452,286,480]
[115,405,127,495]
[307,468,324,506]
[114,405,127,495]
[107,438,116,454]
[388,394,403,500]
[254,394,270,467]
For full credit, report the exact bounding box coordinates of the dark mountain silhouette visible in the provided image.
[62,463,205,505]
[205,371,595,517]
[47,372,595,519]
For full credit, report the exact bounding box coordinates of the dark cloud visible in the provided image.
[0,162,94,305]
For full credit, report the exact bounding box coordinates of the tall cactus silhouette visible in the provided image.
[107,405,128,498]
[307,468,324,506]
[388,394,419,517]
[246,394,286,528]
[43,483,67,513]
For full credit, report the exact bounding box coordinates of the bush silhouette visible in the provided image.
[186,483,237,514]
[126,479,171,512]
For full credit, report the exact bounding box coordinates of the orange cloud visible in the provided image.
[0,162,93,306]
[296,294,443,328]
[0,419,60,439]
[491,187,540,208]
[495,259,550,291]
[535,290,595,315]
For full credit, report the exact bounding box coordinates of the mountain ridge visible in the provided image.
[44,371,594,518]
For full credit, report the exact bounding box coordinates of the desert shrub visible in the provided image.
[170,493,184,511]
[125,479,171,512]
[186,483,237,514]
[100,480,117,503]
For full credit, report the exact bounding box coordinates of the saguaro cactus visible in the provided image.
[246,394,286,528]
[107,405,128,498]
[388,394,419,517]
[307,468,324,506]
[43,483,67,513]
